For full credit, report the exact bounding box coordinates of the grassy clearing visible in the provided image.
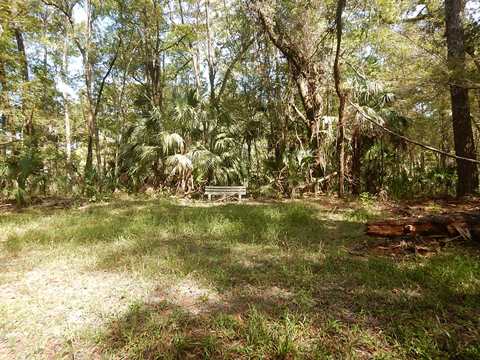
[1,198,479,359]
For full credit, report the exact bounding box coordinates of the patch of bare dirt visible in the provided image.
[0,258,153,358]
[151,278,222,315]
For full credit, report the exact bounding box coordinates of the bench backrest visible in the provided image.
[205,186,246,195]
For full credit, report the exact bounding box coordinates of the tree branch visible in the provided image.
[349,100,480,164]
[94,41,120,117]
[217,37,254,100]
[41,0,85,55]
[291,103,307,123]
[253,4,302,73]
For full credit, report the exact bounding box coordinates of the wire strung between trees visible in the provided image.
[348,99,480,165]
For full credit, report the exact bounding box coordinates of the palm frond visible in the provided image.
[165,154,193,176]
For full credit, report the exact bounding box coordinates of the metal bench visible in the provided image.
[205,186,246,201]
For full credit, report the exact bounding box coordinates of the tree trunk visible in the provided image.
[439,112,448,170]
[205,0,216,106]
[351,126,362,195]
[14,27,34,137]
[466,53,480,135]
[445,0,478,196]
[83,0,102,178]
[334,0,347,197]
[94,122,102,177]
[62,35,72,164]
[0,59,10,157]
[14,28,29,82]
[178,0,202,98]
[85,126,93,176]
[256,8,324,175]
[83,0,93,176]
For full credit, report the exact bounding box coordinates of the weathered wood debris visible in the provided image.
[367,212,480,241]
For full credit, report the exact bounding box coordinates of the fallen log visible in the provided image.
[367,212,480,241]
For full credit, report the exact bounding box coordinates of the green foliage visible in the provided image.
[1,0,478,200]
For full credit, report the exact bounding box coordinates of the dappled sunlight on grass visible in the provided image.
[1,198,479,358]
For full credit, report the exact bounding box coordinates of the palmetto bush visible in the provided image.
[189,142,246,186]
[118,102,246,192]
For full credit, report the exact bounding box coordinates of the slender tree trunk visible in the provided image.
[14,27,34,137]
[192,48,202,97]
[114,54,133,187]
[467,54,480,126]
[334,0,347,197]
[14,29,29,82]
[84,103,101,178]
[178,0,202,97]
[445,0,478,196]
[0,59,10,157]
[83,0,101,178]
[0,60,7,104]
[62,35,72,164]
[351,126,362,195]
[85,118,94,176]
[205,0,216,105]
[94,119,102,176]
[439,112,448,170]
[84,0,93,176]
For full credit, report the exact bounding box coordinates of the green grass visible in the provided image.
[0,198,479,359]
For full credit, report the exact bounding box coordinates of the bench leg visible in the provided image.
[208,194,212,201]
[238,194,242,202]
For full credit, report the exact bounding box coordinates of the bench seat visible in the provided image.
[205,186,246,201]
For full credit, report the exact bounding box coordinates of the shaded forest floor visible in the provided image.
[1,197,479,359]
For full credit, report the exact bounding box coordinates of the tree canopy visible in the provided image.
[1,0,479,203]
